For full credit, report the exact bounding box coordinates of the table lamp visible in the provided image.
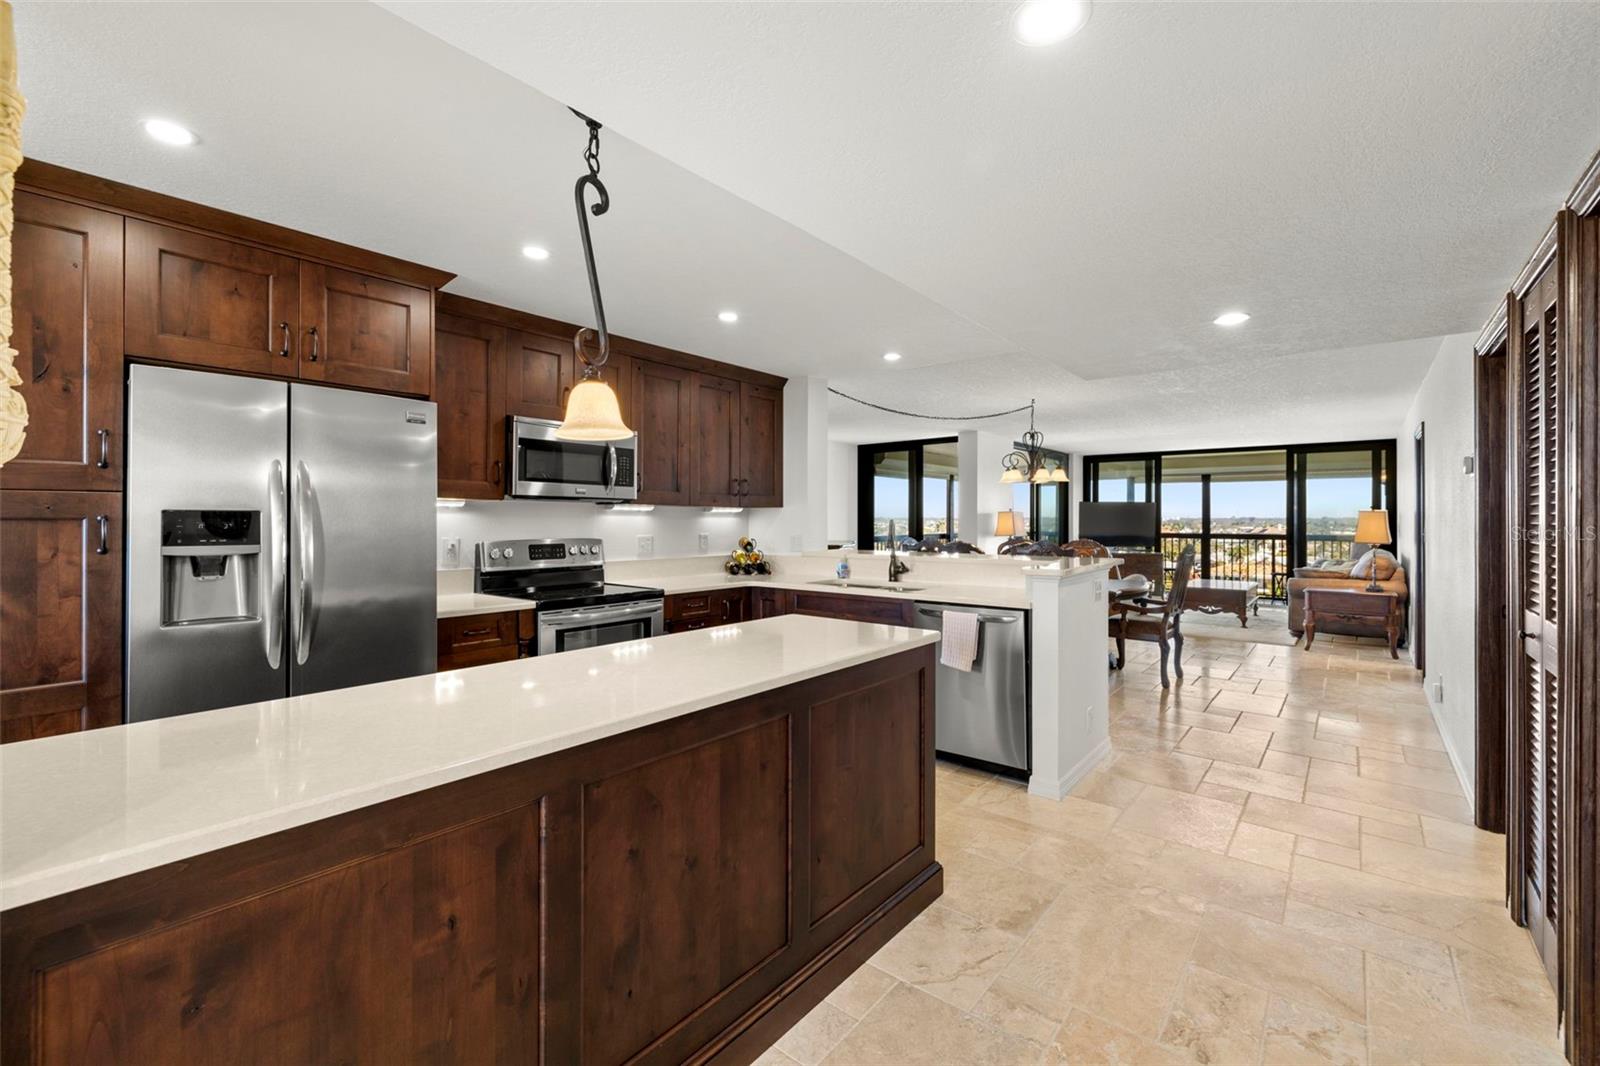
[1353,509,1392,592]
[994,510,1020,537]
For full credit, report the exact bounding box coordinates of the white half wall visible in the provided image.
[828,441,857,545]
[1396,332,1478,806]
[750,377,831,553]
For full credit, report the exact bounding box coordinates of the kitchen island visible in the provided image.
[1,616,941,1065]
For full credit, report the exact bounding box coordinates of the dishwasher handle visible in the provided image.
[915,607,1020,625]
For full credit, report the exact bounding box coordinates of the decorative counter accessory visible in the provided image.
[725,535,772,576]
[836,553,851,580]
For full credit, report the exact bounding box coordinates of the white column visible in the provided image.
[1025,560,1114,799]
[958,429,1015,551]
[750,377,829,552]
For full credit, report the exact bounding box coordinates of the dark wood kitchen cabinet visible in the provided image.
[692,372,743,507]
[750,585,792,619]
[0,491,123,743]
[505,326,576,422]
[433,312,506,500]
[2,192,124,492]
[297,263,433,396]
[437,610,532,670]
[664,588,747,633]
[741,381,784,507]
[789,589,915,627]
[633,359,695,506]
[124,218,301,378]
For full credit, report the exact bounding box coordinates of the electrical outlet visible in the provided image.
[698,532,710,553]
[636,534,655,558]
[440,537,461,568]
[1431,678,1444,703]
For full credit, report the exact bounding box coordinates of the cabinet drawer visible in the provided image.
[438,612,518,655]
[665,592,714,621]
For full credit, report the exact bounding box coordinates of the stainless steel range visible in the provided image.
[475,538,663,655]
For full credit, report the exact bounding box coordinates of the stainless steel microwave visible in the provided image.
[507,416,639,501]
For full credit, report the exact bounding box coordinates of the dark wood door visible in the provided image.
[505,328,574,422]
[299,264,432,396]
[691,373,742,507]
[124,219,300,376]
[632,360,693,506]
[3,193,124,492]
[1510,263,1563,984]
[0,490,123,742]
[741,382,783,507]
[433,313,506,500]
[751,586,791,619]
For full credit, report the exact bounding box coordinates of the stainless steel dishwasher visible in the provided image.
[912,602,1030,776]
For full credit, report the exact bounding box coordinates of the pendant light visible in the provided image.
[997,400,1068,485]
[556,109,632,442]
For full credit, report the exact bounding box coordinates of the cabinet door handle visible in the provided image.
[461,626,493,638]
[729,477,738,497]
[492,459,503,486]
[96,428,110,469]
[741,477,750,496]
[96,514,109,555]
[307,326,320,362]
[278,321,291,358]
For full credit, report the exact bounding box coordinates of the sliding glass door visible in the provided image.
[857,438,959,547]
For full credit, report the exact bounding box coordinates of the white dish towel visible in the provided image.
[941,611,980,672]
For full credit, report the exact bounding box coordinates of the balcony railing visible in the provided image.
[1155,533,1355,601]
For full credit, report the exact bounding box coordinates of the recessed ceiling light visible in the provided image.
[718,310,739,323]
[882,351,902,363]
[521,244,550,261]
[1012,0,1091,46]
[1213,311,1251,327]
[142,118,196,147]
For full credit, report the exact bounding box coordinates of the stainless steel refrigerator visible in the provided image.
[125,365,437,722]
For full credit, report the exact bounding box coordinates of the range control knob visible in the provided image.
[489,547,502,560]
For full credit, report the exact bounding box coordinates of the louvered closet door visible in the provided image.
[1514,264,1563,986]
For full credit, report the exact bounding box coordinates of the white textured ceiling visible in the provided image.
[20,1,1600,452]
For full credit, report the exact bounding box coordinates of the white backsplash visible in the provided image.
[434,498,751,570]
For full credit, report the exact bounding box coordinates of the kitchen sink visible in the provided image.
[806,579,926,593]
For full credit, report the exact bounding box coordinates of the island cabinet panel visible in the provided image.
[298,263,433,396]
[1,647,940,1066]
[433,312,506,499]
[2,193,124,492]
[633,359,695,505]
[582,716,790,1065]
[0,491,123,743]
[124,219,301,377]
[789,589,916,627]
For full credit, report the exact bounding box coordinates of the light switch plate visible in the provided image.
[698,532,710,553]
[637,534,655,558]
[790,534,803,551]
[440,537,461,568]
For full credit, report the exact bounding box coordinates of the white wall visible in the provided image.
[750,377,830,554]
[957,429,1016,551]
[1396,332,1478,805]
[827,441,857,545]
[435,499,749,566]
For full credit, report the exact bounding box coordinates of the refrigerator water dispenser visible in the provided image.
[160,510,262,626]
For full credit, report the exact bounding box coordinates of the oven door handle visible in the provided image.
[541,601,662,626]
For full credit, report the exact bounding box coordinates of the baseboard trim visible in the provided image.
[1424,684,1475,812]
[1028,736,1113,801]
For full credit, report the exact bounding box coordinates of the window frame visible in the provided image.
[856,436,959,547]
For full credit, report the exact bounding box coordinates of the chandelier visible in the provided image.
[998,400,1069,485]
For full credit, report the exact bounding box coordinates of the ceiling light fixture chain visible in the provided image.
[569,107,611,372]
[826,388,1035,423]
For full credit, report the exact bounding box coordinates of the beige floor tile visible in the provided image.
[1453,945,1564,1050]
[1044,1009,1183,1065]
[1241,793,1361,848]
[1194,781,1251,805]
[1403,747,1454,770]
[1235,711,1319,738]
[1367,1021,1566,1065]
[1253,679,1292,697]
[752,1046,803,1066]
[1315,715,1447,752]
[1306,761,1471,822]
[962,778,1124,842]
[1228,821,1296,872]
[776,1001,860,1065]
[1357,757,1464,797]
[1261,995,1369,1065]
[1359,833,1504,900]
[1191,906,1366,1022]
[1156,964,1268,1064]
[1298,836,1362,868]
[869,902,1020,1011]
[820,983,1043,1066]
[1177,725,1270,767]
[940,847,1064,936]
[825,963,898,1020]
[971,975,1067,1044]
[1301,790,1421,828]
[1267,731,1360,765]
[1359,818,1424,846]
[1281,898,1454,975]
[1114,785,1243,853]
[1365,954,1465,1033]
[1358,745,1408,765]
[1208,688,1287,716]
[1071,769,1148,810]
[1417,816,1505,862]
[1202,760,1307,802]
[940,807,1039,865]
[1261,749,1311,776]
[1107,750,1213,792]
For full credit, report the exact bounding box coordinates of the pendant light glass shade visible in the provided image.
[999,467,1025,485]
[1050,465,1069,483]
[1030,466,1051,484]
[555,375,631,441]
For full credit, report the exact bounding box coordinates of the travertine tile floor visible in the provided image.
[764,631,1564,1065]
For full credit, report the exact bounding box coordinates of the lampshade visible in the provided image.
[555,376,631,441]
[999,468,1025,485]
[1353,509,1391,546]
[1050,465,1069,483]
[1030,466,1051,484]
[994,510,1020,537]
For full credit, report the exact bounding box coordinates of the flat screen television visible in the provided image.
[1078,502,1160,547]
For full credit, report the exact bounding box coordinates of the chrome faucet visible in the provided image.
[887,520,910,583]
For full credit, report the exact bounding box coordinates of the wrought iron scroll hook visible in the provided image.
[569,108,610,372]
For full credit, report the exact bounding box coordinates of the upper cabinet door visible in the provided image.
[740,382,783,507]
[299,264,432,396]
[505,328,574,422]
[125,219,300,377]
[633,360,693,506]
[691,373,742,507]
[433,313,506,500]
[3,193,124,492]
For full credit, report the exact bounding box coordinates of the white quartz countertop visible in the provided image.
[640,573,1032,610]
[0,616,938,910]
[436,591,532,619]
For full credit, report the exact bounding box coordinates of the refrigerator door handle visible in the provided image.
[293,460,319,665]
[265,460,287,669]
